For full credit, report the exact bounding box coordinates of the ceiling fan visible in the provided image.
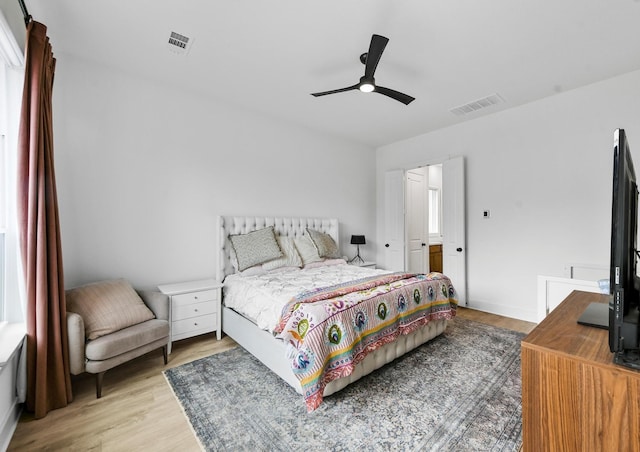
[311,34,415,105]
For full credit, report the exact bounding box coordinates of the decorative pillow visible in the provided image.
[229,247,266,276]
[229,226,283,272]
[306,228,341,259]
[263,236,303,271]
[240,265,267,277]
[294,235,324,266]
[66,279,155,340]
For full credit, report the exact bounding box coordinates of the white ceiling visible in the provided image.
[25,0,640,148]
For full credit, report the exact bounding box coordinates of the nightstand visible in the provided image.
[158,278,222,353]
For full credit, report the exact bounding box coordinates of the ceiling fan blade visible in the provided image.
[311,84,359,97]
[374,86,415,105]
[364,34,389,79]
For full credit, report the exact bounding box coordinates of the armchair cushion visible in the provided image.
[67,279,155,340]
[85,319,169,361]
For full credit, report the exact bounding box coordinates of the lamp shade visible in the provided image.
[350,235,366,245]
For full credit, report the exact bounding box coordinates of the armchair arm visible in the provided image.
[66,311,86,375]
[138,290,169,321]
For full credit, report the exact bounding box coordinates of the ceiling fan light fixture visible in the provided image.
[359,76,375,93]
[359,82,375,93]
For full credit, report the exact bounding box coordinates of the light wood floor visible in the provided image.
[8,308,536,451]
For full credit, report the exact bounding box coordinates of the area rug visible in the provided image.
[164,318,525,451]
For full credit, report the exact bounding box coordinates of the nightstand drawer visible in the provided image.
[172,300,217,321]
[171,289,219,306]
[172,313,217,336]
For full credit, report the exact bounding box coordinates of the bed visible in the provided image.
[216,215,457,411]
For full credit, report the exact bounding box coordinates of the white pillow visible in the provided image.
[240,264,267,276]
[294,235,324,266]
[263,236,303,271]
[229,226,283,272]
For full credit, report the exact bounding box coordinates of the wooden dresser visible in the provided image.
[521,290,640,451]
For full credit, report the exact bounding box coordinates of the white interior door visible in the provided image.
[442,156,467,305]
[384,169,405,271]
[406,168,429,273]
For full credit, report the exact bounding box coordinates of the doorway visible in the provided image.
[384,157,467,305]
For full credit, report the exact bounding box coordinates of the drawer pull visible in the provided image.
[194,308,198,312]
[194,322,198,326]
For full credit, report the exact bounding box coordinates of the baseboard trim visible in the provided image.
[466,299,538,323]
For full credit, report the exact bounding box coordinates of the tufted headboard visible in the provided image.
[216,216,339,282]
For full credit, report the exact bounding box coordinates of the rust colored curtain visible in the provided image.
[17,20,72,419]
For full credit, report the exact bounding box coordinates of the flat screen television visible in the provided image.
[609,128,640,369]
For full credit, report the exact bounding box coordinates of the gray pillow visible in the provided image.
[229,226,283,272]
[306,228,341,258]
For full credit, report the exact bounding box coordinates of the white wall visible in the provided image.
[376,69,640,322]
[52,54,376,290]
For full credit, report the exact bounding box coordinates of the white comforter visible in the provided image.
[223,261,389,332]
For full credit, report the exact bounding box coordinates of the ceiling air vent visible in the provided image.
[167,31,193,55]
[449,93,505,116]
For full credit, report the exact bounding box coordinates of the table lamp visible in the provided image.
[349,235,366,264]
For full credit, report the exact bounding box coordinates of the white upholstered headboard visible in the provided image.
[216,216,339,282]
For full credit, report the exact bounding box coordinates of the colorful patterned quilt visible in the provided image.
[274,271,458,411]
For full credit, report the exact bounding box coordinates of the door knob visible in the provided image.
[385,244,390,248]
[421,243,427,247]
[456,247,463,252]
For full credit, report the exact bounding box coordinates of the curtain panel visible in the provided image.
[17,20,72,419]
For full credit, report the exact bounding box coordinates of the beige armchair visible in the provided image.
[66,279,170,398]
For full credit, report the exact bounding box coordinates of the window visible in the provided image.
[429,188,442,238]
[0,11,25,323]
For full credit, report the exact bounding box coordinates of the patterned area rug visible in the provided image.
[164,318,524,451]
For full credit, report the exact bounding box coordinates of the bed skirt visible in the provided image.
[222,306,448,397]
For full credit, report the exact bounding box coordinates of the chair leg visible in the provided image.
[162,345,168,365]
[96,372,105,398]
